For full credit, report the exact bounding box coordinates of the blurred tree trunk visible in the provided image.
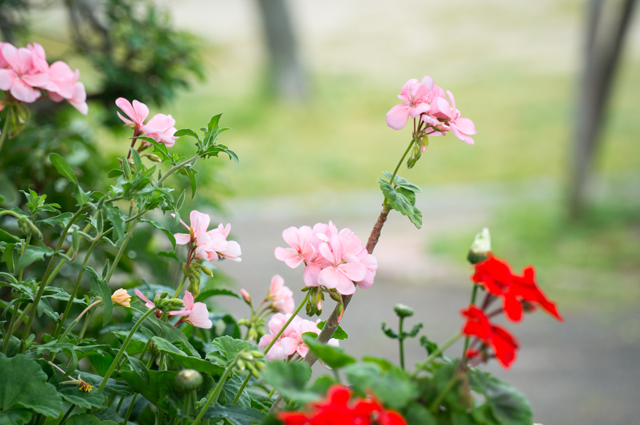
[568,0,637,218]
[255,0,307,101]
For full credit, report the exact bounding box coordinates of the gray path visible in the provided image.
[210,182,640,425]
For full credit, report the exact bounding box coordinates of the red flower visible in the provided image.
[472,256,562,322]
[278,385,408,425]
[461,306,492,343]
[490,325,519,369]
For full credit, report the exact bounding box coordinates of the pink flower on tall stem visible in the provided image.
[140,113,178,147]
[267,275,295,314]
[174,210,242,263]
[316,235,367,296]
[427,91,476,145]
[0,44,49,103]
[274,226,315,268]
[385,76,434,130]
[169,291,213,329]
[116,98,149,132]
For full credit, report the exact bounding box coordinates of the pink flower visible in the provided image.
[258,313,338,361]
[140,113,178,147]
[0,44,49,103]
[385,76,434,130]
[240,289,252,303]
[169,291,213,329]
[174,210,242,262]
[26,43,48,74]
[267,275,295,314]
[316,235,367,296]
[425,91,476,144]
[134,288,156,309]
[116,98,149,130]
[274,226,315,268]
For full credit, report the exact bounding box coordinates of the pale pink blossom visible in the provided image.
[169,291,213,329]
[274,226,315,268]
[174,210,242,262]
[267,275,295,314]
[385,76,434,130]
[316,235,367,295]
[426,90,476,144]
[116,98,149,130]
[0,44,49,103]
[134,288,156,310]
[258,313,338,361]
[140,113,178,147]
[26,43,48,74]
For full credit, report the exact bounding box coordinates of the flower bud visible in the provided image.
[17,216,43,240]
[111,288,131,308]
[155,293,185,313]
[174,369,203,391]
[249,350,264,359]
[240,289,252,304]
[393,303,414,318]
[236,359,246,371]
[468,228,492,264]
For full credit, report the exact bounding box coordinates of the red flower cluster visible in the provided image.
[278,385,407,425]
[472,256,562,322]
[461,256,562,369]
[461,306,518,368]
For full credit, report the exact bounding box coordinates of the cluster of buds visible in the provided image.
[153,292,186,313]
[235,349,265,378]
[16,215,42,240]
[302,285,343,317]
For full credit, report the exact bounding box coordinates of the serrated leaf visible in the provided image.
[65,414,118,425]
[175,128,200,139]
[90,277,113,326]
[0,409,33,425]
[469,371,533,425]
[344,361,418,409]
[0,354,63,417]
[382,171,422,193]
[16,245,53,271]
[316,321,348,340]
[49,153,77,185]
[261,361,317,404]
[151,337,223,375]
[195,288,240,303]
[378,179,413,216]
[302,334,356,369]
[207,336,258,366]
[202,405,265,425]
[103,206,125,243]
[137,137,170,161]
[125,354,149,386]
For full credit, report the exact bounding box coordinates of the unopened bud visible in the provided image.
[468,228,492,264]
[17,216,43,240]
[174,369,203,391]
[240,289,252,304]
[393,303,414,318]
[200,265,213,277]
[111,288,131,308]
[155,292,185,313]
[249,351,264,359]
[236,359,246,371]
[143,153,162,163]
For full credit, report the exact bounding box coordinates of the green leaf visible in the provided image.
[344,361,418,410]
[207,336,258,367]
[124,354,149,386]
[201,405,265,425]
[381,322,399,339]
[0,409,33,425]
[107,168,123,178]
[469,371,533,425]
[90,277,113,326]
[0,354,63,417]
[49,153,77,185]
[316,321,348,340]
[151,336,224,375]
[382,171,422,193]
[220,373,251,408]
[129,148,143,174]
[103,206,125,243]
[261,360,317,405]
[57,381,106,410]
[403,402,437,425]
[185,167,197,198]
[65,414,118,425]
[378,179,422,229]
[420,336,440,357]
[302,334,356,369]
[138,314,199,357]
[195,288,241,303]
[16,245,53,271]
[174,128,199,139]
[141,219,176,250]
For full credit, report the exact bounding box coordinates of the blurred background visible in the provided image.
[1,0,639,424]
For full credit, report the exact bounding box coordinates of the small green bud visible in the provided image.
[394,303,414,318]
[155,293,185,313]
[249,350,264,359]
[17,216,43,240]
[236,359,246,371]
[468,228,491,264]
[174,369,203,391]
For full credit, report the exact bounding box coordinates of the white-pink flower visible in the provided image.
[427,90,476,145]
[385,76,434,130]
[258,313,338,361]
[267,275,295,314]
[116,97,149,130]
[274,226,315,268]
[169,291,213,329]
[140,113,178,147]
[174,210,242,262]
[0,44,49,103]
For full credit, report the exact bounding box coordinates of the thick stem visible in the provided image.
[98,307,157,392]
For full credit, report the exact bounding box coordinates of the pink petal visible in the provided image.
[409,103,429,118]
[274,247,304,268]
[182,291,195,309]
[454,117,476,135]
[189,210,210,237]
[68,82,88,115]
[281,227,299,249]
[421,76,435,92]
[187,302,212,328]
[117,111,134,126]
[303,262,321,287]
[385,103,411,130]
[258,334,274,350]
[10,79,40,103]
[338,262,366,282]
[134,288,155,309]
[450,124,475,145]
[270,275,285,294]
[317,267,344,290]
[115,98,136,122]
[0,69,16,90]
[132,100,149,123]
[279,337,299,356]
[174,233,191,245]
[22,72,49,88]
[219,240,242,262]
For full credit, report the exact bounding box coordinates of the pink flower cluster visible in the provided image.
[267,275,295,314]
[116,98,178,147]
[174,210,242,263]
[258,313,338,361]
[274,222,377,296]
[0,42,87,114]
[385,76,476,145]
[134,289,213,329]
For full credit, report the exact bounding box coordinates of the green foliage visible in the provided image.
[261,361,317,405]
[316,321,348,340]
[378,172,423,228]
[302,334,356,369]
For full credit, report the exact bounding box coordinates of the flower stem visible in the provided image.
[172,274,188,298]
[389,139,415,186]
[412,331,463,378]
[429,372,460,413]
[58,300,103,343]
[193,359,237,425]
[2,302,21,354]
[233,292,310,405]
[462,285,479,356]
[0,109,12,154]
[399,316,406,371]
[98,307,157,392]
[158,155,199,186]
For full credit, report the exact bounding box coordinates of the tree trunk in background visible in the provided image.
[568,0,637,218]
[255,0,307,101]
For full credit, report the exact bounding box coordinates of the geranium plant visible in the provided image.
[0,42,560,425]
